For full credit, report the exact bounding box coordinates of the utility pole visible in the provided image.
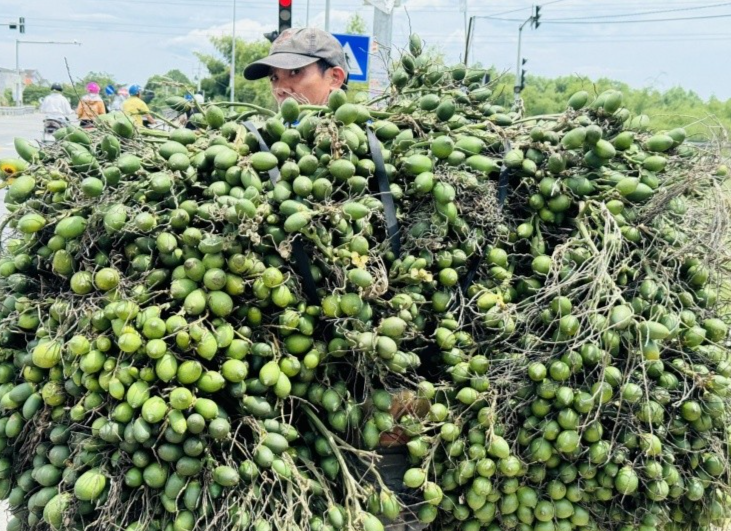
[15,39,81,107]
[5,16,25,107]
[230,0,236,102]
[371,3,394,100]
[514,5,540,103]
[464,15,475,64]
[325,0,331,31]
[460,0,468,41]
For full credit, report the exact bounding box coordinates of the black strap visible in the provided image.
[460,139,512,295]
[290,237,319,304]
[243,121,319,304]
[366,128,401,257]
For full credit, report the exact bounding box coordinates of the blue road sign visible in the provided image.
[332,33,371,82]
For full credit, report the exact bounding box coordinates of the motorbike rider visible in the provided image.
[39,83,73,124]
[110,87,128,111]
[122,85,155,127]
[76,82,106,127]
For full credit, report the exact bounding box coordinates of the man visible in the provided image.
[122,85,155,127]
[244,27,348,106]
[39,83,73,122]
[121,85,154,127]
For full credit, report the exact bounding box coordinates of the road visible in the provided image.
[0,112,48,531]
[0,112,51,223]
[0,113,46,156]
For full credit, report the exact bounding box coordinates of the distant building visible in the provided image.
[0,68,21,100]
[0,67,46,104]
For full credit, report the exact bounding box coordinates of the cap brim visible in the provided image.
[243,53,320,80]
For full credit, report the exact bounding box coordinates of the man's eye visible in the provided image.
[290,69,300,76]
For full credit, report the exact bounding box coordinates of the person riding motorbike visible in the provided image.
[39,83,73,135]
[122,85,155,128]
[110,87,128,111]
[76,82,106,128]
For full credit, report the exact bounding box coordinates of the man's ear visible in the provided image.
[329,67,347,89]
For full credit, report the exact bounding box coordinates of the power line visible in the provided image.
[546,1,731,21]
[544,12,731,24]
[467,35,731,45]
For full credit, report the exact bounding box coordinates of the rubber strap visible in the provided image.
[366,128,401,257]
[460,139,512,294]
[243,121,319,304]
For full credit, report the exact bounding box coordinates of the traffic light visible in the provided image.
[533,6,541,28]
[520,58,527,90]
[19,17,25,34]
[278,0,292,33]
[263,30,279,43]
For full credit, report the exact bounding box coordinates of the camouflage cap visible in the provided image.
[244,27,348,81]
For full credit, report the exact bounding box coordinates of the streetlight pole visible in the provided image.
[325,0,331,31]
[514,17,530,100]
[514,6,540,103]
[230,0,236,102]
[15,39,81,107]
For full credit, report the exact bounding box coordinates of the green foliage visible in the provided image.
[346,82,369,103]
[486,71,731,140]
[77,72,117,93]
[145,69,194,110]
[345,14,368,35]
[22,85,51,105]
[196,36,275,109]
[20,83,79,106]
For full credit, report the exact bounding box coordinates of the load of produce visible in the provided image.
[0,34,729,531]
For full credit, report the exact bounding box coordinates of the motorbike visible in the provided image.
[42,117,70,143]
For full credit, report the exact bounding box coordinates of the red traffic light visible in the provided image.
[279,0,292,6]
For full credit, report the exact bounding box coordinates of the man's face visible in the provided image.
[269,63,339,106]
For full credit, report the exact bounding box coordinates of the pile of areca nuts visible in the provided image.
[0,34,729,531]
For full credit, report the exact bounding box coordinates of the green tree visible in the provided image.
[2,89,14,106]
[492,72,731,140]
[22,85,51,105]
[145,69,193,109]
[345,14,367,35]
[196,36,275,109]
[77,72,117,93]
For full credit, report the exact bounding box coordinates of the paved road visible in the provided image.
[0,113,52,225]
[0,113,49,531]
[0,112,47,156]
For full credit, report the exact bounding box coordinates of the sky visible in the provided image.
[1,0,731,101]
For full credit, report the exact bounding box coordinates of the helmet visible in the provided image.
[194,94,204,104]
[118,88,129,97]
[51,83,63,92]
[105,84,116,96]
[129,85,142,96]
[86,82,100,93]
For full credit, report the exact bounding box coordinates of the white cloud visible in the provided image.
[166,18,270,50]
[401,0,456,9]
[308,9,364,33]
